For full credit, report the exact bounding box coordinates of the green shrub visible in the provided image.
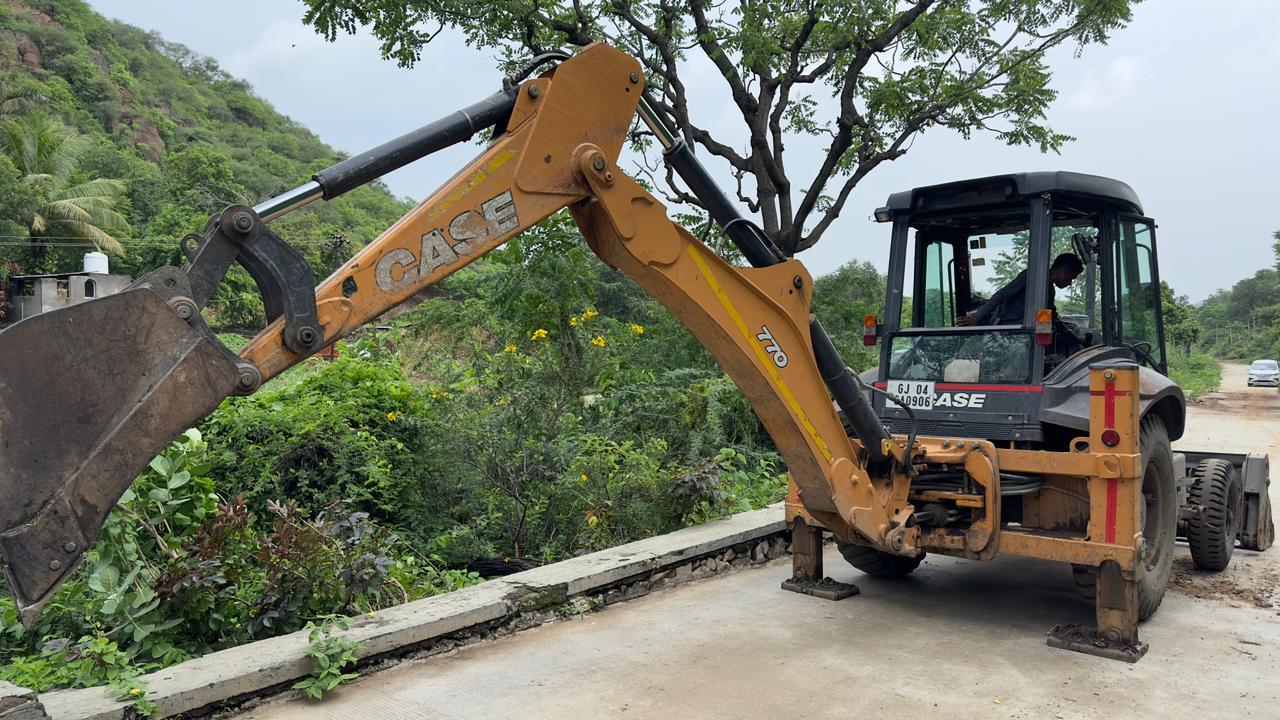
[0,430,477,691]
[1168,351,1221,398]
[203,347,447,532]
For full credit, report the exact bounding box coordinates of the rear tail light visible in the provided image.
[1035,308,1053,346]
[863,315,878,346]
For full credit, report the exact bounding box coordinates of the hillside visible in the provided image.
[0,0,411,326]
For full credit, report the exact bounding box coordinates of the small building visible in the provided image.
[6,252,131,323]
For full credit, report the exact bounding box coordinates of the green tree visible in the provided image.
[0,112,130,256]
[0,76,47,120]
[810,259,885,370]
[302,0,1136,254]
[989,227,1092,314]
[1160,281,1197,357]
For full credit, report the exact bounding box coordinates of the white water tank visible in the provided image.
[83,251,108,274]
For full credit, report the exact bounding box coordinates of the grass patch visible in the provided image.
[1168,351,1221,398]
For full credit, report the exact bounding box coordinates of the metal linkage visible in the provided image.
[179,206,323,368]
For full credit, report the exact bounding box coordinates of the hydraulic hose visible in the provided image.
[636,96,893,467]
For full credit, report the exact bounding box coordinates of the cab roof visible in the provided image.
[882,171,1143,217]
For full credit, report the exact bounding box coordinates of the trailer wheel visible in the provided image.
[1185,458,1243,571]
[1135,415,1177,619]
[836,542,924,578]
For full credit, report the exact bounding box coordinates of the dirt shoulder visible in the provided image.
[1171,361,1280,611]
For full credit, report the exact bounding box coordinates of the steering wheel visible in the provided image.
[1123,340,1157,368]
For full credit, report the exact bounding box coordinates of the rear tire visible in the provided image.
[1070,415,1176,619]
[836,542,924,578]
[1136,415,1177,619]
[1185,459,1243,571]
[1071,563,1096,602]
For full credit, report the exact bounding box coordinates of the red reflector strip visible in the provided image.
[873,382,1044,393]
[1105,478,1118,544]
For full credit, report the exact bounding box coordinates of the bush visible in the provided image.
[1168,351,1221,399]
[203,346,448,531]
[0,430,477,690]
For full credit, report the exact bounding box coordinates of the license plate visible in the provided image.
[887,379,935,410]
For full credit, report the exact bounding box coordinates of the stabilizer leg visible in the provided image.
[1047,560,1148,662]
[780,518,859,601]
[1047,362,1149,662]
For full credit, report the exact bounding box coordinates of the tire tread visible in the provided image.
[1185,458,1240,571]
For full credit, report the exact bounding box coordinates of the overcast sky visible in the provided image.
[88,0,1280,302]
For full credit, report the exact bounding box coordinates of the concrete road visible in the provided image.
[242,364,1280,720]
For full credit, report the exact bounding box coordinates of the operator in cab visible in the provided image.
[956,252,1086,350]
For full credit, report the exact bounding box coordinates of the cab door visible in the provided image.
[1108,215,1167,374]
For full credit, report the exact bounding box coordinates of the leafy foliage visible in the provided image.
[0,431,477,692]
[293,616,361,700]
[0,0,410,323]
[0,110,130,259]
[1167,349,1220,399]
[1192,229,1280,366]
[302,0,1137,253]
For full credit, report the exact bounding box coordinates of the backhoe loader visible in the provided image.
[0,43,1269,663]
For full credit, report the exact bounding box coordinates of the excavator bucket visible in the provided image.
[0,288,240,625]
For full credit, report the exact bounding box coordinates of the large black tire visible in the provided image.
[1135,415,1178,619]
[1185,459,1243,571]
[1070,415,1177,619]
[1071,563,1096,602]
[837,542,924,578]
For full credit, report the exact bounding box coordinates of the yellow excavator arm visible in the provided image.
[238,43,917,546]
[0,43,922,624]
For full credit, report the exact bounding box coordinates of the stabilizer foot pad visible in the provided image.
[1046,623,1148,663]
[780,577,859,601]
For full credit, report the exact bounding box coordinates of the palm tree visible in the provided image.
[0,77,47,120]
[0,112,129,256]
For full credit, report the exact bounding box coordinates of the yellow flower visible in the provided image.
[531,328,549,341]
[591,335,606,348]
[503,343,517,353]
[129,688,144,698]
[386,411,398,422]
[581,309,599,320]
[628,323,645,335]
[580,474,588,482]
[569,316,578,326]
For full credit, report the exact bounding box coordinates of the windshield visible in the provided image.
[901,205,1029,328]
[889,331,1033,383]
[1251,360,1278,371]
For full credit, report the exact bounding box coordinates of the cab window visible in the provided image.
[902,206,1029,328]
[1112,218,1164,370]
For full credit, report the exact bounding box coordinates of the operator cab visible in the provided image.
[866,171,1170,445]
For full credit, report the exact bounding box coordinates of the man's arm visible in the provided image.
[963,270,1027,325]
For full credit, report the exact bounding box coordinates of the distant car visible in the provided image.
[1247,359,1280,387]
